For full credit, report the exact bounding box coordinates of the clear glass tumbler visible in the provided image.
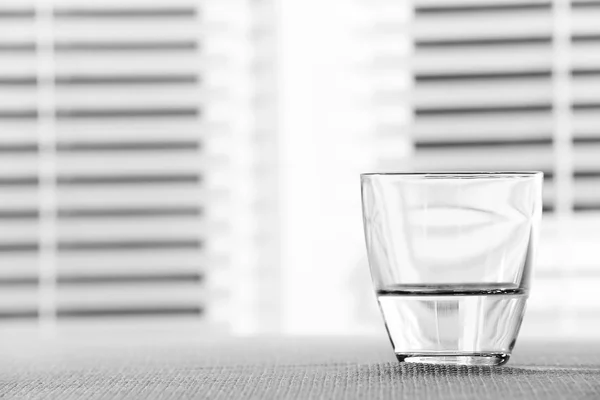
[361,172,543,366]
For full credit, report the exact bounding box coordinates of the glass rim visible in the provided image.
[360,171,544,179]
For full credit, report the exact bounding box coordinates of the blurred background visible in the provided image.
[0,0,598,340]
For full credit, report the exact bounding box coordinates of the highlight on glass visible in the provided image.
[361,172,543,366]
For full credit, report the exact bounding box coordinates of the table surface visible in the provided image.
[1,335,600,399]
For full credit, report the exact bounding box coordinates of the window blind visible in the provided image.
[0,0,269,333]
[409,0,600,338]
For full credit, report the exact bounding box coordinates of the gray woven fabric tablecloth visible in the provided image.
[1,335,600,399]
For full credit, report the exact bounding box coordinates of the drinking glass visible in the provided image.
[361,172,543,366]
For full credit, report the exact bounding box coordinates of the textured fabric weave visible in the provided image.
[1,336,600,399]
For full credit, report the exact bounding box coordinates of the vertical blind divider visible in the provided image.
[551,0,575,335]
[553,0,574,215]
[193,2,204,321]
[35,0,58,330]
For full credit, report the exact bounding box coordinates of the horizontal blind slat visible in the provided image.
[53,7,196,19]
[415,2,551,14]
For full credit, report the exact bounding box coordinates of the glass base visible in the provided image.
[396,353,510,366]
